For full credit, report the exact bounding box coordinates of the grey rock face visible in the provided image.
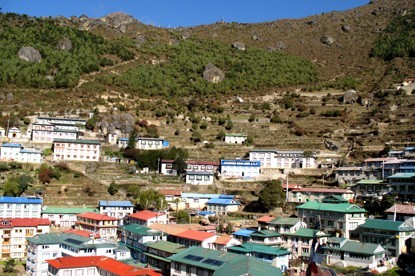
[320,36,335,45]
[57,37,73,51]
[343,89,359,104]
[232,42,246,51]
[341,25,351,32]
[203,62,225,84]
[18,46,42,62]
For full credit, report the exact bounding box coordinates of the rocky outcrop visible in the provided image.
[324,140,339,151]
[320,35,335,45]
[18,46,42,62]
[341,25,351,32]
[276,41,286,50]
[232,42,246,51]
[203,62,225,84]
[343,89,359,104]
[57,37,72,51]
[100,12,136,32]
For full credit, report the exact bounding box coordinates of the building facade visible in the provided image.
[75,212,118,240]
[249,149,316,169]
[117,137,169,150]
[41,206,98,227]
[99,200,134,224]
[220,159,260,178]
[185,171,214,185]
[224,133,248,144]
[0,196,42,218]
[53,139,100,162]
[206,198,240,216]
[0,143,43,163]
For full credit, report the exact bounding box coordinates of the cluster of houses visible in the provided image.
[1,194,415,275]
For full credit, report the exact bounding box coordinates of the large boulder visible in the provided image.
[100,12,136,32]
[324,140,339,151]
[341,25,351,32]
[203,62,225,84]
[57,37,72,51]
[232,42,246,51]
[343,89,359,104]
[320,35,335,45]
[18,46,42,62]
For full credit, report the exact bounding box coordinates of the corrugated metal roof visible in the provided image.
[53,138,100,145]
[0,196,42,204]
[42,206,98,214]
[359,219,415,232]
[99,200,134,207]
[227,243,289,256]
[145,240,187,254]
[297,202,367,213]
[232,229,255,237]
[1,143,22,148]
[207,198,239,205]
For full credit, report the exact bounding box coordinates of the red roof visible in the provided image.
[128,210,161,221]
[282,184,302,190]
[186,160,219,166]
[174,229,216,242]
[257,215,275,223]
[159,189,182,196]
[62,229,101,239]
[46,256,161,276]
[77,212,118,221]
[291,187,353,194]
[213,234,233,245]
[0,218,50,228]
[160,159,175,164]
[385,204,415,215]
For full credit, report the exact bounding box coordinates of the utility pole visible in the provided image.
[286,173,289,203]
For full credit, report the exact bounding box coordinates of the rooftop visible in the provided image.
[123,224,161,236]
[207,198,240,205]
[256,215,275,223]
[225,133,247,137]
[0,196,42,204]
[284,228,330,238]
[297,202,367,213]
[127,210,162,221]
[1,143,22,148]
[42,206,98,214]
[388,173,415,179]
[0,218,50,228]
[27,233,72,245]
[385,204,415,215]
[186,160,220,166]
[269,217,301,226]
[181,193,220,199]
[53,138,101,145]
[77,212,118,221]
[355,179,387,185]
[250,230,281,238]
[227,243,289,256]
[174,229,216,242]
[159,189,182,196]
[359,219,415,232]
[99,200,134,207]
[233,229,255,237]
[145,240,187,254]
[213,234,234,245]
[291,187,353,194]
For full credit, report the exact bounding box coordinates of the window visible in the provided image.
[189,175,195,180]
[196,175,202,180]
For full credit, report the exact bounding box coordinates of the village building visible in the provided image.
[358,219,415,257]
[321,237,386,268]
[75,212,118,240]
[7,127,21,139]
[168,246,282,276]
[180,193,221,210]
[287,187,354,203]
[52,138,100,162]
[296,202,367,239]
[117,137,169,150]
[35,116,86,126]
[219,159,260,178]
[351,179,391,199]
[124,210,168,227]
[206,197,240,216]
[387,173,415,202]
[232,229,256,243]
[185,171,214,185]
[0,218,50,259]
[144,240,187,275]
[121,224,165,260]
[224,133,248,144]
[159,190,182,210]
[267,217,307,234]
[41,206,98,227]
[172,229,217,249]
[0,196,42,218]
[249,149,316,169]
[385,204,415,227]
[256,215,276,230]
[0,143,43,163]
[227,243,290,271]
[212,234,241,251]
[99,200,134,224]
[0,126,5,137]
[46,256,161,276]
[160,159,220,176]
[282,228,330,260]
[334,167,376,184]
[30,122,79,143]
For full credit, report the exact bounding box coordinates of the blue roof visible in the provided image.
[219,194,234,199]
[1,143,22,148]
[207,198,240,205]
[20,149,42,154]
[198,211,216,216]
[0,196,42,204]
[181,193,220,199]
[233,229,255,237]
[99,200,134,207]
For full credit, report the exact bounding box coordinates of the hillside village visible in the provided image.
[0,0,415,275]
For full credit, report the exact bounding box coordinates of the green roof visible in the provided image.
[42,206,98,214]
[283,228,330,238]
[270,217,301,226]
[53,138,101,145]
[355,179,386,185]
[144,252,171,263]
[388,173,415,179]
[359,219,415,232]
[250,230,281,238]
[27,233,72,245]
[123,224,161,236]
[297,202,367,213]
[145,240,187,254]
[325,238,386,255]
[322,195,348,204]
[168,246,282,276]
[227,243,289,256]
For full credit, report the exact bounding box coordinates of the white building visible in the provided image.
[180,193,221,210]
[117,137,169,150]
[7,127,21,139]
[52,139,100,162]
[220,159,261,178]
[224,133,248,144]
[185,171,214,185]
[0,218,50,259]
[0,127,5,137]
[249,149,317,169]
[99,200,134,224]
[0,143,43,163]
[124,210,168,226]
[0,196,42,218]
[36,116,86,126]
[75,212,119,240]
[31,122,79,143]
[206,197,240,216]
[41,206,98,227]
[287,188,354,203]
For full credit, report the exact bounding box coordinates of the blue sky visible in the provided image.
[1,0,368,27]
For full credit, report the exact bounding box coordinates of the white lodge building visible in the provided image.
[249,149,316,169]
[52,139,100,162]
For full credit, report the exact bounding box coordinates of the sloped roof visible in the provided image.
[284,228,330,238]
[145,240,187,254]
[174,229,216,242]
[232,229,255,237]
[269,217,301,226]
[291,187,353,194]
[62,229,100,239]
[250,230,281,238]
[99,200,133,207]
[0,218,50,228]
[257,215,275,223]
[127,210,161,221]
[296,202,367,213]
[340,240,385,255]
[207,198,239,205]
[385,204,415,215]
[42,206,98,214]
[159,189,182,196]
[227,243,289,256]
[355,179,387,185]
[123,224,161,236]
[53,138,100,145]
[0,196,42,204]
[359,219,415,232]
[27,233,72,245]
[388,173,415,179]
[213,234,234,245]
[1,143,22,148]
[149,224,187,235]
[77,212,118,221]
